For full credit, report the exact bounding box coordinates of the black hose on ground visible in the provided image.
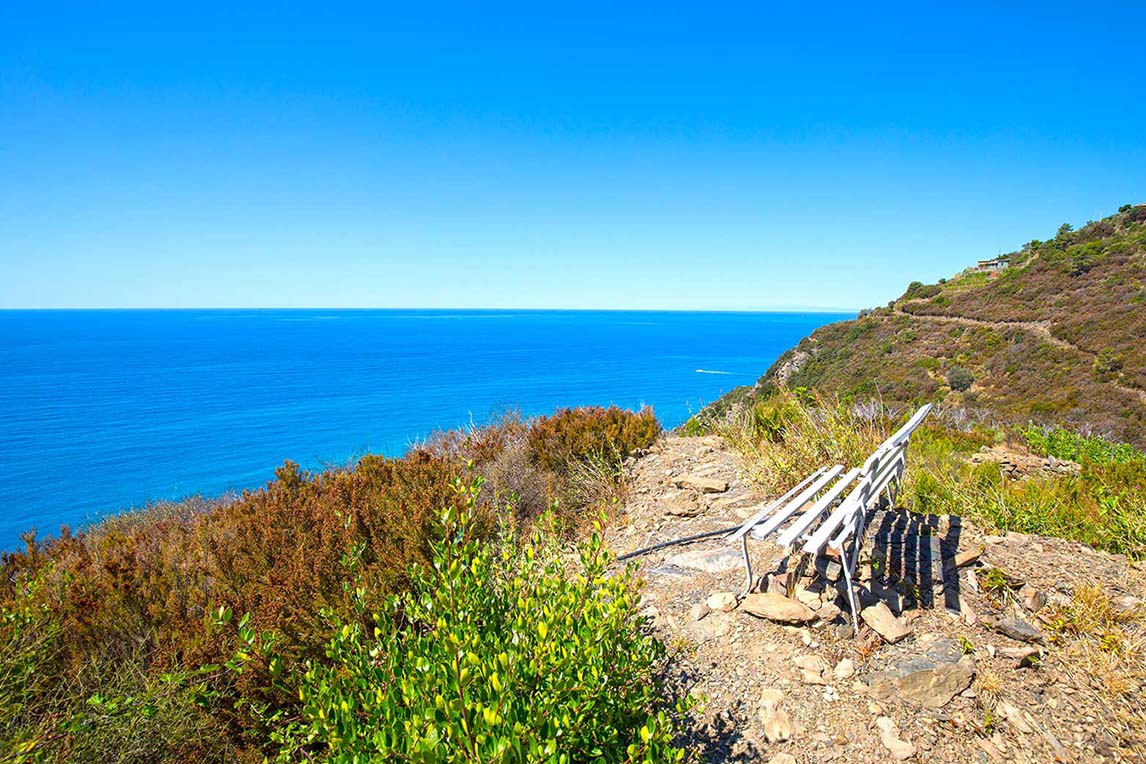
[615,524,742,562]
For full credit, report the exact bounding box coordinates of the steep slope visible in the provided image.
[746,205,1146,446]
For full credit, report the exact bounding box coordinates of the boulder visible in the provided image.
[861,601,911,643]
[742,592,817,624]
[895,657,975,708]
[672,474,729,493]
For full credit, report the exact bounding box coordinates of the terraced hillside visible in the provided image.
[741,205,1146,447]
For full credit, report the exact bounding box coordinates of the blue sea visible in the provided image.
[0,309,848,548]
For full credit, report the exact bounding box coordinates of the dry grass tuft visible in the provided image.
[1046,584,1146,757]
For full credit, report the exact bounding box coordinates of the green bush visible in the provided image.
[1093,349,1124,380]
[903,281,941,300]
[946,365,975,392]
[528,406,660,473]
[243,476,688,763]
[1023,426,1145,467]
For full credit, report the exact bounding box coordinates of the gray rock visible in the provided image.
[815,556,843,581]
[867,638,975,708]
[672,474,729,493]
[995,617,1045,644]
[667,546,742,573]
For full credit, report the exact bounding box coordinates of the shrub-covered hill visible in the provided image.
[726,204,1146,447]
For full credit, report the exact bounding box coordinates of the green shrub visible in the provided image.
[242,476,688,763]
[528,406,660,474]
[903,281,941,300]
[1093,349,1124,380]
[946,365,975,392]
[1023,426,1145,467]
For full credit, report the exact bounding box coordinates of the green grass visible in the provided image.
[708,389,1146,559]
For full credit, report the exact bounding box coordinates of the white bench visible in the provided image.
[728,404,933,635]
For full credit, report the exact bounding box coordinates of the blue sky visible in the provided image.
[2,2,1144,310]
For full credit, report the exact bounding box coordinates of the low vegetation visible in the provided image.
[734,204,1146,447]
[0,406,671,763]
[693,389,1146,560]
[232,476,687,763]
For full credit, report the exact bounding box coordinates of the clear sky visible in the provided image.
[2,3,1144,310]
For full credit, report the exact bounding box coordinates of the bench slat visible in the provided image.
[725,467,827,542]
[774,467,861,548]
[800,477,869,554]
[749,465,845,541]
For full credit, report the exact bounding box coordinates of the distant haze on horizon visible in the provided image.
[2,3,1144,311]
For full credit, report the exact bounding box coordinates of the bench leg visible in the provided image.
[841,542,861,637]
[740,534,754,596]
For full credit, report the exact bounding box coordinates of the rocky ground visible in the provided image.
[606,435,1146,764]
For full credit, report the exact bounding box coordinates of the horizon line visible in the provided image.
[0,305,861,314]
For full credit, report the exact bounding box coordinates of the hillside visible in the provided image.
[736,204,1146,447]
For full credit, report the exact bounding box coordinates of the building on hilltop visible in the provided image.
[976,255,1010,273]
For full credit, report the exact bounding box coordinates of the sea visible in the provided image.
[0,309,849,548]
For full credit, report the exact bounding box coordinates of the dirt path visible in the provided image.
[893,307,1073,350]
[891,308,1146,406]
[609,434,1145,763]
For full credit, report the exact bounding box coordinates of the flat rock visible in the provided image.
[706,591,738,612]
[1112,594,1142,613]
[663,495,700,517]
[995,617,1045,644]
[672,474,729,493]
[757,687,793,743]
[742,592,817,624]
[999,644,1043,668]
[866,638,974,708]
[689,602,709,621]
[765,755,797,764]
[667,546,742,573]
[876,716,916,760]
[690,613,731,643]
[794,586,821,609]
[816,602,842,623]
[861,601,911,643]
[952,547,983,568]
[793,654,828,685]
